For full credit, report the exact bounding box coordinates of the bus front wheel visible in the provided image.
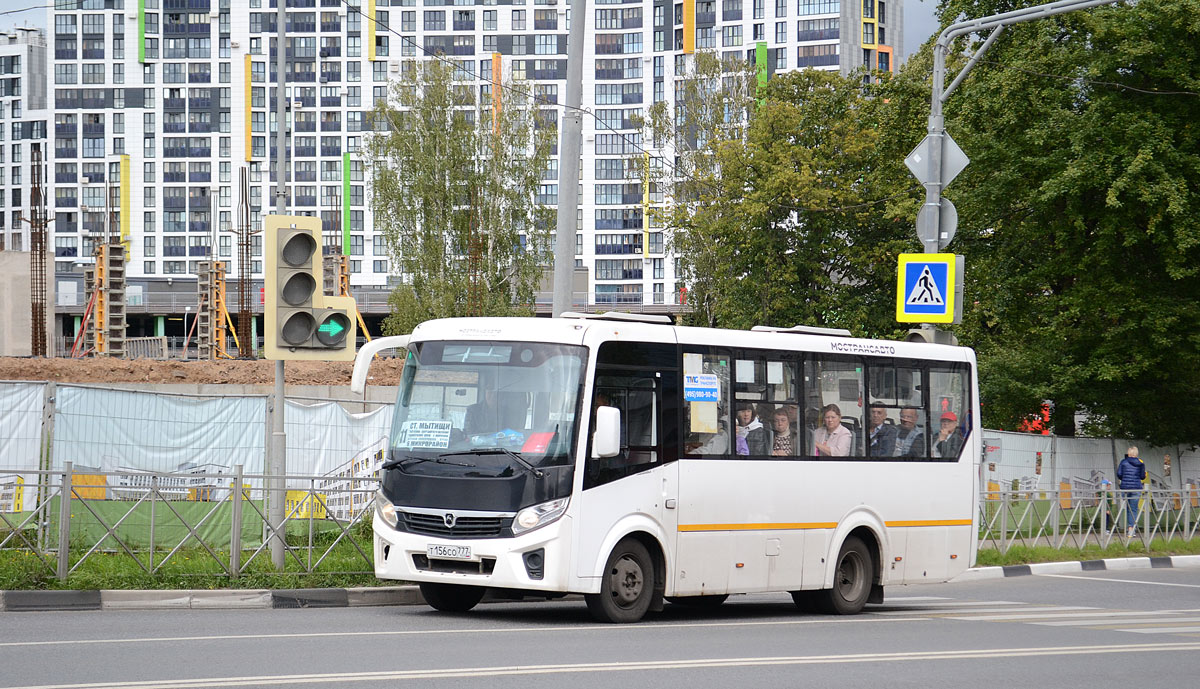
[419,582,486,613]
[586,538,654,623]
[817,536,873,615]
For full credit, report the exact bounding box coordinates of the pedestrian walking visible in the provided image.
[1115,446,1146,538]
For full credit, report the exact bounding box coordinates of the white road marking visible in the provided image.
[0,615,927,649]
[1035,616,1200,627]
[3,642,1199,689]
[1037,573,1200,588]
[946,610,1173,621]
[1117,627,1200,634]
[873,605,1092,616]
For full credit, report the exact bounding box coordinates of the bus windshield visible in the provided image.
[389,341,585,469]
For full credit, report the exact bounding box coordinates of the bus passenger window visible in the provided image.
[804,358,865,457]
[682,351,730,457]
[929,366,971,461]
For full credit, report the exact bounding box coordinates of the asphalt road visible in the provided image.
[2,568,1199,689]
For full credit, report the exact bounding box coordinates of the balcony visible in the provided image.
[163,172,185,182]
[320,144,341,156]
[320,120,341,132]
[163,98,186,110]
[55,49,77,60]
[295,194,317,207]
[320,96,341,107]
[295,145,317,157]
[163,196,187,210]
[55,148,78,159]
[188,146,212,157]
[56,124,78,137]
[55,172,78,184]
[82,124,105,136]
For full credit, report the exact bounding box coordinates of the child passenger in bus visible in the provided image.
[735,402,768,456]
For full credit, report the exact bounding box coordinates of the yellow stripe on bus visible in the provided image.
[678,519,973,533]
[678,522,837,532]
[884,519,973,527]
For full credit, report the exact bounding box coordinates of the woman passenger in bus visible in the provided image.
[813,403,852,457]
[735,402,768,456]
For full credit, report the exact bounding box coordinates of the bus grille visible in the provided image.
[400,511,506,538]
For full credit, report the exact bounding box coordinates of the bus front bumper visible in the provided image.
[372,511,572,593]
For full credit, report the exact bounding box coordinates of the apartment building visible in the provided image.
[46,0,899,340]
[0,27,50,253]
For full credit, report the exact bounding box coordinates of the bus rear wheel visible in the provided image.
[817,536,873,615]
[419,582,486,613]
[586,538,654,623]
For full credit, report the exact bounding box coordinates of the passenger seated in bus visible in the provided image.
[735,402,768,456]
[932,411,964,459]
[770,408,795,456]
[894,406,926,458]
[813,403,852,457]
[867,403,898,457]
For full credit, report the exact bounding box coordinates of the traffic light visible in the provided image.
[264,214,357,361]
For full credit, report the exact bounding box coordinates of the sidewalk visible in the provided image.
[3,554,1198,612]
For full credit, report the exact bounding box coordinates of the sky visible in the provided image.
[905,0,942,61]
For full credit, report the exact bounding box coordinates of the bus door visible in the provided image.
[576,351,679,579]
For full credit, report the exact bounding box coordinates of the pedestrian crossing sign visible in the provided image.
[896,253,962,324]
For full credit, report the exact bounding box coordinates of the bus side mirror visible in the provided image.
[592,406,621,459]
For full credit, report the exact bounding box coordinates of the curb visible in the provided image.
[4,555,1198,611]
[0,586,423,612]
[951,553,1200,582]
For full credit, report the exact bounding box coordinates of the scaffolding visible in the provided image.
[196,261,227,360]
[28,144,48,356]
[83,242,127,357]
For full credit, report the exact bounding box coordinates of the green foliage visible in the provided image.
[650,55,921,337]
[935,0,1200,442]
[366,60,555,336]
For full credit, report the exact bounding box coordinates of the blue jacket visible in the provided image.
[1116,455,1146,490]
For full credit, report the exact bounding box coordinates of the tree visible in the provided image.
[650,55,920,337]
[932,0,1200,443]
[366,59,555,336]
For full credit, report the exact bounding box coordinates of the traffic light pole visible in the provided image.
[270,0,288,570]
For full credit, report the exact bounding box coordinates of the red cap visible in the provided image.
[941,411,958,423]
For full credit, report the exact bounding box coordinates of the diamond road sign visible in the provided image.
[905,133,969,188]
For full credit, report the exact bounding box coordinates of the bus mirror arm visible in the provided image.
[591,406,621,459]
[350,335,411,394]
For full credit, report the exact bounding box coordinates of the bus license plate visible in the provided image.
[427,544,472,560]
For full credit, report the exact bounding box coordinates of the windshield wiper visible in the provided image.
[440,448,544,478]
[382,454,476,470]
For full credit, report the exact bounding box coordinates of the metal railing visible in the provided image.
[0,465,379,582]
[979,487,1200,553]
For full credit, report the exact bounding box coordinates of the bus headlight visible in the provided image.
[375,490,398,529]
[512,498,569,536]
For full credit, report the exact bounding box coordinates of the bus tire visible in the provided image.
[585,538,654,623]
[817,536,873,615]
[665,594,728,609]
[419,582,486,613]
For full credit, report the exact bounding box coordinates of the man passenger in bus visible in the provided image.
[813,403,852,457]
[867,402,898,457]
[932,411,964,459]
[463,389,501,436]
[770,408,795,456]
[735,402,768,456]
[893,406,925,458]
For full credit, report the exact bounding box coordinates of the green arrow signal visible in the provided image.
[318,320,345,337]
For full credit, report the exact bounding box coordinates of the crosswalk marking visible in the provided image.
[879,597,1200,637]
[1035,616,1200,627]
